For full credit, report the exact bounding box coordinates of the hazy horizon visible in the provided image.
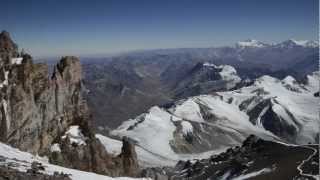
[1,0,318,58]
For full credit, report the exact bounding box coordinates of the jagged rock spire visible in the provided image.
[53,56,82,85]
[119,136,139,176]
[0,31,140,177]
[0,30,18,59]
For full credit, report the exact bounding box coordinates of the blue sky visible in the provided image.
[1,0,318,58]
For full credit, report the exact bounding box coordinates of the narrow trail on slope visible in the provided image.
[296,145,319,180]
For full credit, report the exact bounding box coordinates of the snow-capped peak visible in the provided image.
[216,64,241,81]
[236,39,268,48]
[203,62,216,67]
[282,76,296,85]
[277,39,318,48]
[304,40,319,47]
[202,62,241,83]
[255,75,278,84]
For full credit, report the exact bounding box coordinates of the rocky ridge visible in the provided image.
[141,135,319,180]
[0,31,139,177]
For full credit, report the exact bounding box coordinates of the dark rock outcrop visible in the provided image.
[0,31,19,60]
[0,166,71,180]
[117,137,139,176]
[147,135,319,180]
[247,98,299,143]
[50,134,139,176]
[0,31,139,177]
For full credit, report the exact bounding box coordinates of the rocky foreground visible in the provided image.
[0,165,71,180]
[141,135,319,180]
[0,30,140,178]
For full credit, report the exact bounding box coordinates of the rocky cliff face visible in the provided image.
[0,31,139,177]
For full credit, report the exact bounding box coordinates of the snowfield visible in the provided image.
[97,134,226,167]
[0,142,148,180]
[111,96,276,167]
[96,134,177,167]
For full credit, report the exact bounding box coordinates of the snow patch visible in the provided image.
[2,99,9,130]
[0,71,9,88]
[50,143,61,153]
[203,62,215,67]
[181,121,193,135]
[171,99,204,122]
[62,126,87,145]
[11,57,23,65]
[233,168,273,180]
[256,106,269,129]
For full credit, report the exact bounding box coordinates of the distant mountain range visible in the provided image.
[236,39,318,48]
[82,39,318,129]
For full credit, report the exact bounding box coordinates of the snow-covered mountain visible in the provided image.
[173,62,241,99]
[236,39,319,49]
[276,39,319,48]
[236,39,269,48]
[110,71,319,167]
[219,72,319,144]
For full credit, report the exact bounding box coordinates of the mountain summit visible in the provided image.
[236,39,269,48]
[0,30,19,58]
[276,39,319,48]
